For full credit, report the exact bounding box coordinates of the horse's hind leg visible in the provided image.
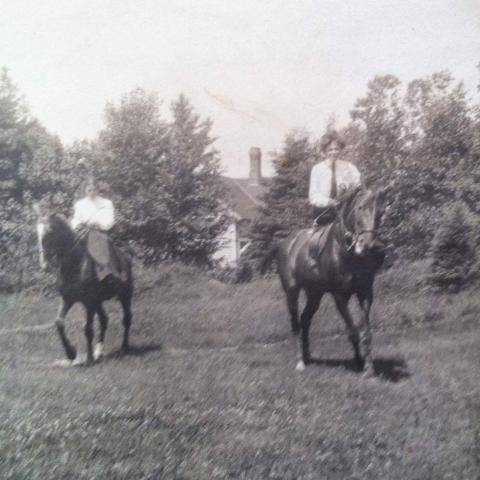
[119,293,132,352]
[296,291,321,371]
[94,305,109,361]
[333,294,362,370]
[55,299,76,361]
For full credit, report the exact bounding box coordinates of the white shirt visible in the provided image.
[71,196,115,231]
[309,159,362,208]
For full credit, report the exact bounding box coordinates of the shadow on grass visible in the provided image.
[311,355,410,383]
[106,342,163,360]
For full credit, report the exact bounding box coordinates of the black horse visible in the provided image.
[35,206,133,366]
[264,187,385,377]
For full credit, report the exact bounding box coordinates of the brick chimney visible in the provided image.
[249,147,262,185]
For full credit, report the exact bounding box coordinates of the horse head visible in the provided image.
[340,186,385,256]
[34,204,76,270]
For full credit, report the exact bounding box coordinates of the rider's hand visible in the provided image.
[328,199,339,209]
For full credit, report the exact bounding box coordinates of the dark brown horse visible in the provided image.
[35,206,133,366]
[266,187,385,377]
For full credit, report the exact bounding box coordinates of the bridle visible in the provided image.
[337,190,378,253]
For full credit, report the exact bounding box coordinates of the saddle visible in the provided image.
[307,205,337,261]
[81,230,127,282]
[307,223,334,261]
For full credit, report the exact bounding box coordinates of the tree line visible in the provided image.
[1,66,480,291]
[246,69,480,290]
[0,68,227,289]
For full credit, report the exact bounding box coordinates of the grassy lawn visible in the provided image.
[0,263,479,479]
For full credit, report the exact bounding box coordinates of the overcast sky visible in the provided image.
[1,0,479,177]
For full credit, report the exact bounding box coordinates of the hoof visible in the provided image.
[362,365,375,379]
[295,360,306,372]
[94,343,104,361]
[53,359,74,368]
[355,356,365,371]
[72,354,88,367]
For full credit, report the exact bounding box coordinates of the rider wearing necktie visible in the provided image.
[309,130,361,226]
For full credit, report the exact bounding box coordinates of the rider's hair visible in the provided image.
[320,130,346,153]
[82,176,110,196]
[83,176,98,193]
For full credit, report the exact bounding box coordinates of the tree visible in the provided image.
[160,95,227,264]
[0,67,28,202]
[95,90,227,264]
[349,75,407,186]
[346,71,479,261]
[95,88,168,259]
[246,131,315,271]
[404,71,473,170]
[0,68,70,289]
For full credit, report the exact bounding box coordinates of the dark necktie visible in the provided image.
[330,160,337,200]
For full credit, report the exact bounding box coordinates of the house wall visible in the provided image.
[212,221,240,267]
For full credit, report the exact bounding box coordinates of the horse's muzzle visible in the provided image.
[354,233,376,256]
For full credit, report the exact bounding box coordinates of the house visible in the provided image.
[213,147,269,267]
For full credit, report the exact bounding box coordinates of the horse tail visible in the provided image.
[259,243,279,274]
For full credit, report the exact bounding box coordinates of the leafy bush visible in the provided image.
[211,259,253,284]
[427,202,477,291]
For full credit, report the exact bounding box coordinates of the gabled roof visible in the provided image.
[221,176,270,220]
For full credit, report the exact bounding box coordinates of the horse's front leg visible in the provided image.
[94,305,109,361]
[55,299,76,361]
[84,307,96,366]
[333,293,362,370]
[357,290,374,378]
[296,292,321,371]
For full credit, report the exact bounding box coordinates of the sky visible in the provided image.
[1,0,479,177]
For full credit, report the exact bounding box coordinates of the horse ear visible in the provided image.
[33,201,53,220]
[376,186,389,203]
[33,202,44,217]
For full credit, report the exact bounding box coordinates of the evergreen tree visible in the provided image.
[95,90,227,264]
[246,131,314,271]
[161,95,227,264]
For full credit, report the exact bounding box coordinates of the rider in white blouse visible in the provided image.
[71,178,122,282]
[309,131,361,210]
[71,180,114,231]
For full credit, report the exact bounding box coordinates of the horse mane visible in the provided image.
[338,185,364,218]
[43,213,76,251]
[50,213,74,234]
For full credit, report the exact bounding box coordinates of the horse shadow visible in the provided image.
[105,342,163,360]
[311,355,410,383]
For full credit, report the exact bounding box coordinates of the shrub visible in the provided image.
[427,201,477,291]
[211,259,253,284]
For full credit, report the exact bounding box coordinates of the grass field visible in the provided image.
[0,262,479,479]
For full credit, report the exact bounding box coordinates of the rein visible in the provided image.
[336,189,376,253]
